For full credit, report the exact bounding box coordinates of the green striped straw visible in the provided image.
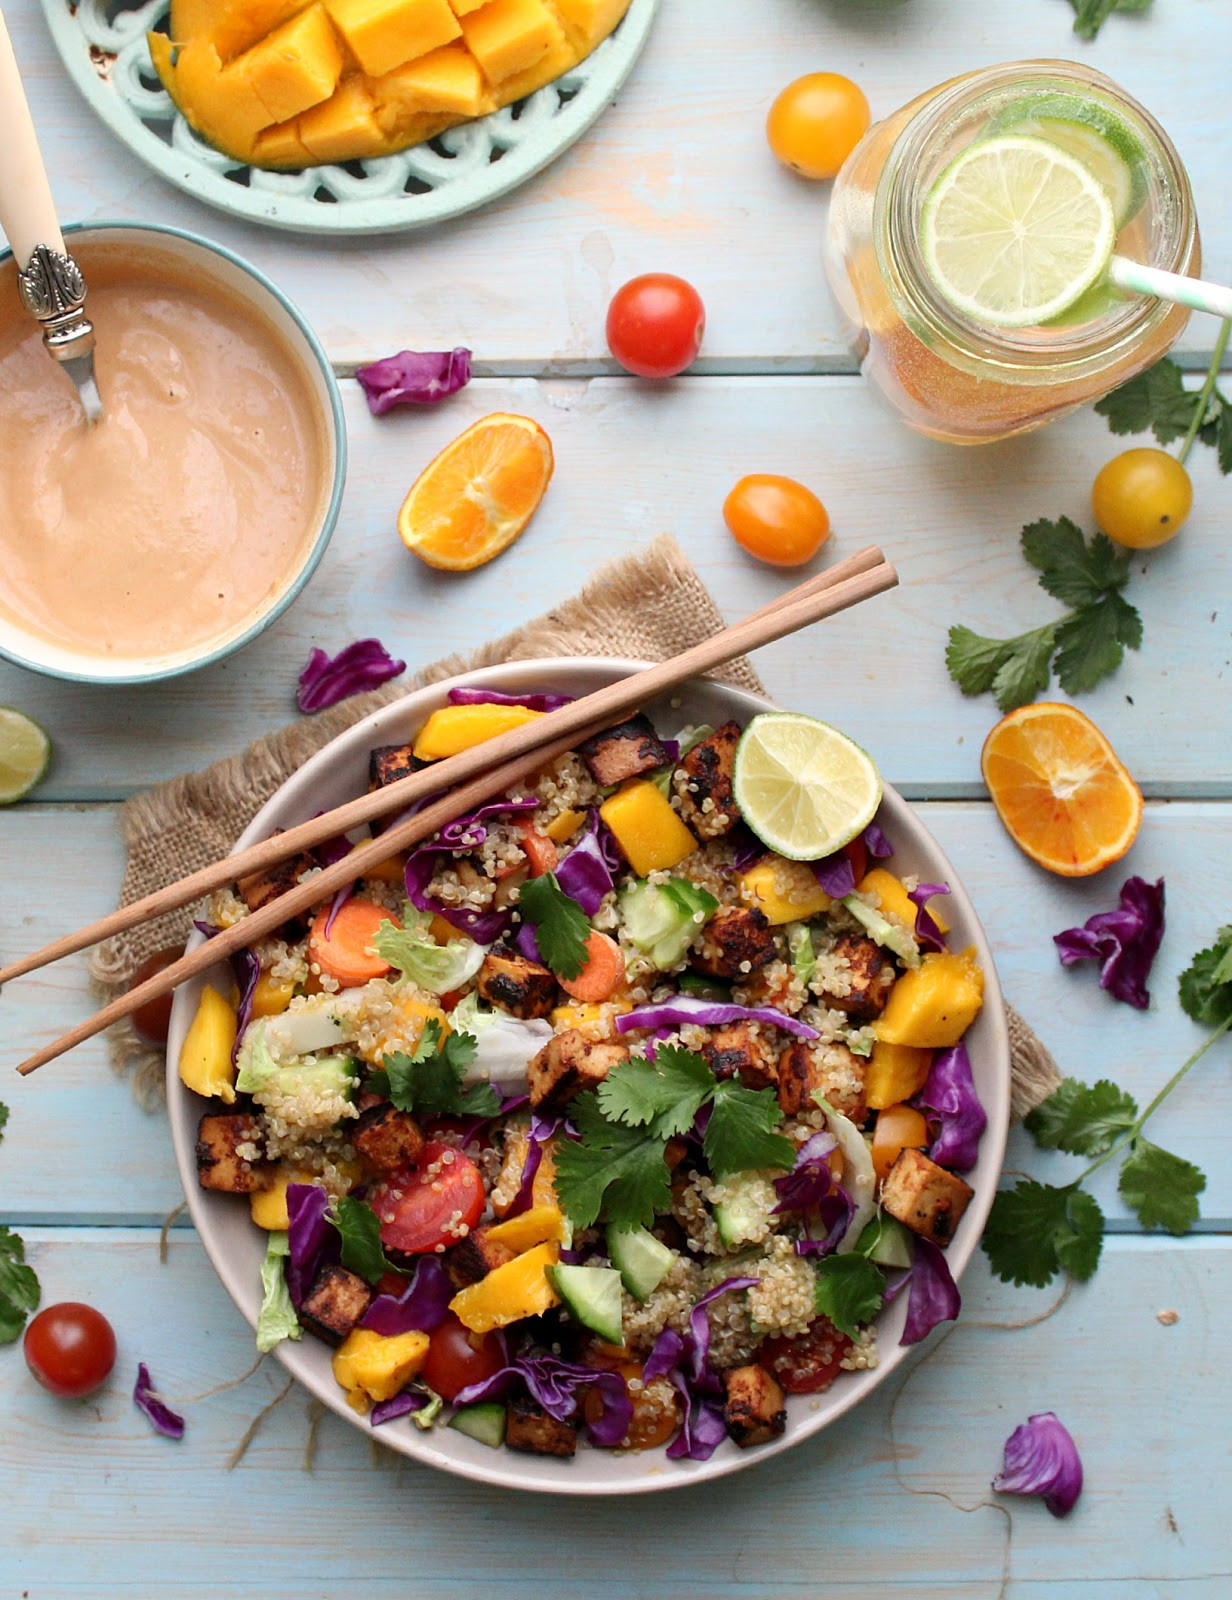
[1108,256,1232,321]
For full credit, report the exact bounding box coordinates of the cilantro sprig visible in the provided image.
[331,1196,401,1284]
[0,1101,39,1344]
[1067,0,1152,42]
[812,1255,886,1339]
[947,517,1142,711]
[367,1021,500,1118]
[1096,326,1232,475]
[554,1046,795,1230]
[983,928,1232,1287]
[518,872,591,980]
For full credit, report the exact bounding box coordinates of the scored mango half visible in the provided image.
[150,0,634,169]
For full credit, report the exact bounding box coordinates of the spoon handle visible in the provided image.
[0,7,65,267]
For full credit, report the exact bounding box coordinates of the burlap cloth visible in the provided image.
[91,533,1060,1118]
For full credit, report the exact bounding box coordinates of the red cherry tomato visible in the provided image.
[758,1318,852,1394]
[842,835,869,885]
[370,1140,485,1255]
[422,1313,505,1401]
[723,474,831,567]
[127,945,186,1046]
[606,274,705,379]
[24,1302,117,1399]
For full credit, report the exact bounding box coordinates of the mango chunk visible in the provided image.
[297,75,388,161]
[328,0,461,76]
[332,1328,431,1412]
[865,1040,934,1111]
[374,42,487,118]
[170,0,305,60]
[494,28,575,102]
[449,1240,561,1332]
[600,780,697,879]
[446,0,489,14]
[152,36,270,161]
[859,868,950,936]
[178,984,239,1103]
[483,1203,567,1253]
[875,950,984,1050]
[253,117,314,167]
[412,702,544,759]
[457,0,565,86]
[251,970,297,1019]
[544,806,587,845]
[231,5,344,124]
[550,0,632,47]
[250,1170,294,1229]
[739,856,832,927]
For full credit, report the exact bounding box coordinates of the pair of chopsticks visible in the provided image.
[6,546,897,1076]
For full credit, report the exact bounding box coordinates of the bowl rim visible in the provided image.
[0,219,346,686]
[165,656,1010,1495]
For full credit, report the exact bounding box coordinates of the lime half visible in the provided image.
[987,92,1147,227]
[0,707,51,805]
[733,712,881,861]
[921,135,1117,329]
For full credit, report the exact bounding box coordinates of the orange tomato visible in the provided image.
[766,73,870,181]
[1092,448,1192,549]
[723,474,831,567]
[872,1103,930,1183]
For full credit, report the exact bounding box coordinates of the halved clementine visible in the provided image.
[398,412,554,571]
[981,702,1142,878]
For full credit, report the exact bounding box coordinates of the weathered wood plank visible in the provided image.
[8,0,1230,369]
[2,799,1228,1226]
[0,1230,1225,1595]
[2,377,1229,801]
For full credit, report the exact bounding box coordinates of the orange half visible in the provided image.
[980,702,1143,877]
[398,412,554,571]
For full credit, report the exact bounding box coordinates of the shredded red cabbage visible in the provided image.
[772,1131,838,1213]
[133,1362,185,1439]
[402,798,539,944]
[666,1373,729,1462]
[993,1411,1083,1517]
[794,1186,855,1258]
[908,881,951,953]
[810,822,895,897]
[913,1041,986,1172]
[370,1388,431,1426]
[727,824,766,873]
[685,1276,760,1386]
[355,347,472,414]
[506,1112,561,1218]
[864,822,893,859]
[615,996,819,1041]
[297,639,407,713]
[453,1347,632,1448]
[1053,875,1165,1010]
[447,686,573,712]
[230,947,261,1065]
[286,1183,337,1307]
[899,1237,961,1345]
[553,815,616,916]
[362,1256,452,1337]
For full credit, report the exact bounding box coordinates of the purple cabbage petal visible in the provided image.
[863,821,893,859]
[370,1389,430,1426]
[993,1412,1084,1518]
[506,1113,561,1218]
[356,347,472,415]
[642,1328,686,1384]
[913,1041,987,1173]
[665,1375,728,1462]
[515,920,543,964]
[899,1237,961,1345]
[322,884,354,940]
[362,1256,452,1336]
[286,1183,337,1307]
[193,919,221,939]
[615,996,818,1041]
[230,948,261,1066]
[686,1276,760,1388]
[812,853,857,899]
[453,1348,633,1447]
[794,1185,855,1258]
[402,797,540,944]
[133,1363,185,1440]
[554,825,616,917]
[909,881,951,954]
[1053,876,1165,1010]
[297,639,407,713]
[659,739,681,763]
[727,824,765,873]
[772,1131,839,1214]
[447,686,573,712]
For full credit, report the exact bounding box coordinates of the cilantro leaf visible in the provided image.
[518,872,591,980]
[703,1081,795,1179]
[1069,0,1152,42]
[0,1224,40,1344]
[371,1023,499,1118]
[812,1255,886,1339]
[1053,591,1142,695]
[1022,517,1129,609]
[982,1180,1104,1287]
[332,1196,400,1284]
[1025,1078,1139,1156]
[553,1092,673,1230]
[946,624,1055,712]
[1095,357,1200,443]
[0,1102,8,1145]
[597,1047,713,1139]
[1178,926,1232,1026]
[1216,401,1232,476]
[1118,1139,1205,1234]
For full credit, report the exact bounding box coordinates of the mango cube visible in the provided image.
[250,1171,293,1229]
[875,950,984,1050]
[483,1203,567,1253]
[859,867,950,936]
[600,779,697,878]
[549,0,631,46]
[328,0,461,76]
[251,970,297,1019]
[178,984,238,1103]
[332,1328,431,1410]
[446,0,489,14]
[544,807,587,845]
[865,1040,934,1111]
[151,36,270,160]
[449,1241,561,1332]
[231,5,343,123]
[739,856,832,926]
[458,0,564,86]
[412,702,543,759]
[297,76,387,161]
[490,27,573,104]
[254,117,314,167]
[375,42,487,117]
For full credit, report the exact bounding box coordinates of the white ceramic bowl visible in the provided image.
[0,221,345,685]
[166,659,1010,1495]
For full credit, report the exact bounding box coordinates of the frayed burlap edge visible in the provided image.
[1006,1002,1062,1118]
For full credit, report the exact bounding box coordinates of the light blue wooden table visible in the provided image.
[2,2,1229,1594]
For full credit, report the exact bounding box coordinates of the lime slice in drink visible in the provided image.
[987,92,1147,227]
[920,135,1117,329]
[0,707,51,804]
[732,712,881,861]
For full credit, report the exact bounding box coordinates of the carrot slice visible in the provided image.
[559,931,626,1003]
[519,826,559,877]
[309,899,398,988]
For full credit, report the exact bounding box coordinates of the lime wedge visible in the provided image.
[921,135,1116,329]
[0,707,52,805]
[987,92,1147,226]
[732,712,881,862]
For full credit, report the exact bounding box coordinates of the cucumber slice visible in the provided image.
[852,1212,915,1270]
[618,878,718,970]
[608,1224,676,1301]
[547,1263,625,1344]
[678,973,732,1003]
[840,893,920,968]
[448,1403,507,1448]
[711,1170,777,1249]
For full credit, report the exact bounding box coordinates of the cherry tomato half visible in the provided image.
[127,945,186,1046]
[606,274,706,379]
[1091,448,1192,549]
[24,1302,117,1399]
[766,73,870,181]
[723,474,832,567]
[423,1313,505,1401]
[758,1318,852,1394]
[370,1140,485,1255]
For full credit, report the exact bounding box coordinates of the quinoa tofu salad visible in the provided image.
[180,686,989,1463]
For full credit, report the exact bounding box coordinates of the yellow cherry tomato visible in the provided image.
[766,73,871,181]
[1091,448,1193,549]
[724,475,832,567]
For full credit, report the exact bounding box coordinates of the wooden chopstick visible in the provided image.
[13,549,896,1074]
[0,545,890,992]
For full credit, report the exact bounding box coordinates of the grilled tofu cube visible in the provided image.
[777,1040,867,1120]
[235,831,319,915]
[689,906,777,980]
[815,935,894,1025]
[527,1029,629,1108]
[368,741,433,791]
[504,1392,579,1457]
[576,713,667,786]
[299,1263,373,1345]
[478,948,557,1020]
[674,720,741,839]
[443,1226,517,1289]
[353,1104,425,1173]
[195,1112,272,1193]
[880,1146,974,1246]
[722,1364,787,1447]
[702,1022,779,1091]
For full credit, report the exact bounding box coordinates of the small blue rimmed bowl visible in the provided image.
[0,220,346,685]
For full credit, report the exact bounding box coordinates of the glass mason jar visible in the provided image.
[824,61,1199,443]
